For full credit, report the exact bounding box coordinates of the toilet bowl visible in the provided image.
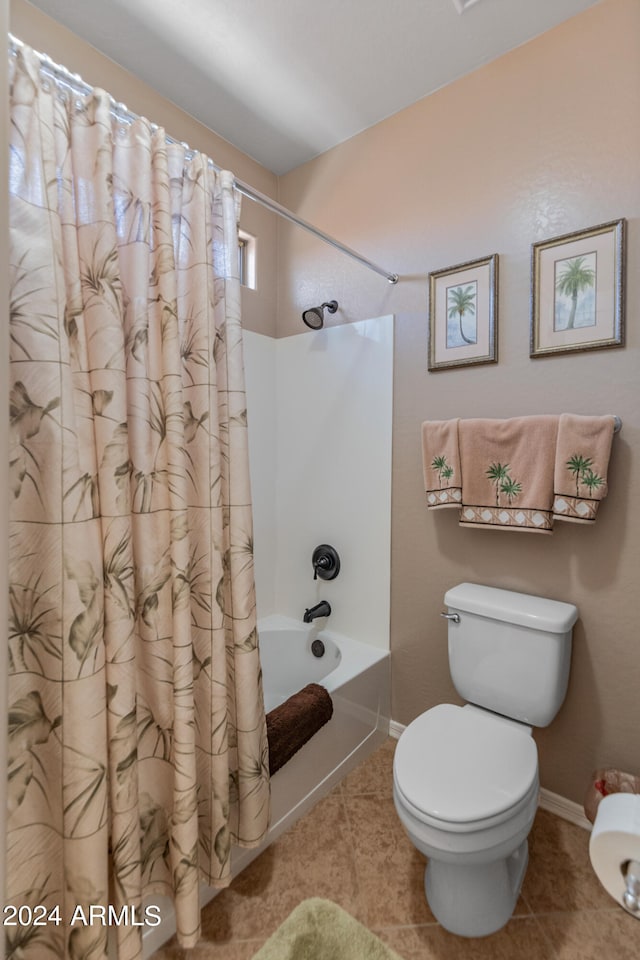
[393,703,539,936]
[392,583,578,938]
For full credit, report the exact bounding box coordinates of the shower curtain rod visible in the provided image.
[232,182,399,284]
[8,33,400,285]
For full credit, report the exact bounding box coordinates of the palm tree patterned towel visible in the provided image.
[458,416,559,532]
[553,414,615,523]
[422,419,462,507]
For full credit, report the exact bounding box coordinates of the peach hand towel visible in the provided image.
[553,414,615,523]
[458,416,559,532]
[421,419,462,508]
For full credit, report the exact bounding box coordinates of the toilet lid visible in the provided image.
[394,704,538,824]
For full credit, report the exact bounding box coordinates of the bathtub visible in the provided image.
[142,614,390,957]
[257,614,390,828]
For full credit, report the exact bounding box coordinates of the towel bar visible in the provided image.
[613,416,622,433]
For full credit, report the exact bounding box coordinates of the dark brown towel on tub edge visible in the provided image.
[266,683,334,776]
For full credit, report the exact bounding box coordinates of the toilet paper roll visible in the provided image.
[589,792,640,915]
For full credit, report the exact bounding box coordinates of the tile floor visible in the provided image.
[151,738,639,960]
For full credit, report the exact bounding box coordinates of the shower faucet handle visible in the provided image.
[311,544,340,581]
[313,556,330,579]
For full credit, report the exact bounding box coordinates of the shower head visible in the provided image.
[301,300,338,329]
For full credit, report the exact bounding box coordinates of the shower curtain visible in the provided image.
[7,43,269,959]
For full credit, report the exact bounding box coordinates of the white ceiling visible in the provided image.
[27,0,601,175]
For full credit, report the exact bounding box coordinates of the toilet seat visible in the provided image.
[394,703,538,828]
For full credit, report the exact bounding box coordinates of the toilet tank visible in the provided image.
[444,583,578,727]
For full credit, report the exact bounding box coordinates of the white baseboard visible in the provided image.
[389,719,591,832]
[538,787,591,831]
[389,719,405,740]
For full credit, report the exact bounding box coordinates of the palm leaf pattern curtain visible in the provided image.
[7,43,269,959]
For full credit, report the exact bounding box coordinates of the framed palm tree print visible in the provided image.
[530,219,625,358]
[428,254,498,371]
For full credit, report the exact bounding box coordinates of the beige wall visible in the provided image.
[10,0,279,338]
[278,0,640,804]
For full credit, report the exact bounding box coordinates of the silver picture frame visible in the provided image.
[530,219,625,358]
[428,253,498,371]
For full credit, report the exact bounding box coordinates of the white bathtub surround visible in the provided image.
[243,316,394,651]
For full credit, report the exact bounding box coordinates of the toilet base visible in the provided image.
[425,839,529,937]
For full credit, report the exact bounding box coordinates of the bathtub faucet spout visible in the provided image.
[303,601,331,623]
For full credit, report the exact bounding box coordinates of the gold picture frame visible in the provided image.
[428,254,498,371]
[530,219,625,358]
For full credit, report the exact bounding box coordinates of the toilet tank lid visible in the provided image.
[444,583,578,633]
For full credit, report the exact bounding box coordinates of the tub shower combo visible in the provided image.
[143,545,390,956]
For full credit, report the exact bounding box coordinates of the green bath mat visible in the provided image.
[251,898,406,960]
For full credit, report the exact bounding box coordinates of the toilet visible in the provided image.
[393,582,578,937]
